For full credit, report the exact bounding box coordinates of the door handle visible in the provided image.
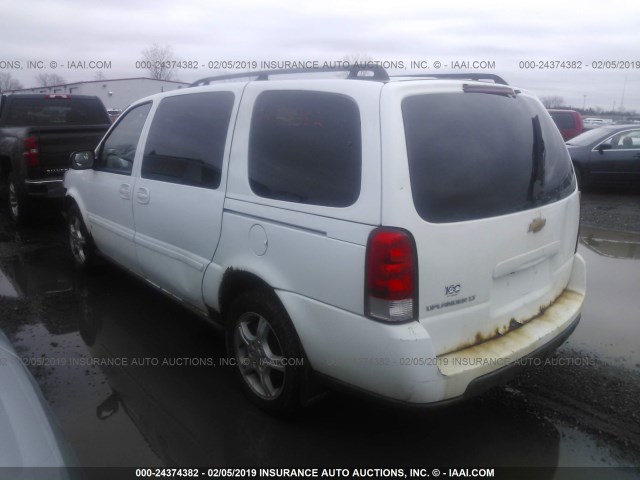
[633,153,640,159]
[136,187,150,205]
[119,184,130,199]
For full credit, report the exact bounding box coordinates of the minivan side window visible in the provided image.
[95,103,152,175]
[248,91,362,207]
[141,92,234,189]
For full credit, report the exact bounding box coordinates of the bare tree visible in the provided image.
[540,96,565,109]
[35,73,66,87]
[94,71,107,81]
[342,53,374,67]
[340,53,377,77]
[0,72,23,92]
[140,44,178,80]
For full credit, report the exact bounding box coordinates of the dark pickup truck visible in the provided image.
[0,93,111,223]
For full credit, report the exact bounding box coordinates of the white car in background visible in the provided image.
[583,117,614,130]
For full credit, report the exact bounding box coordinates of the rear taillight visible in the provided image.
[23,137,39,166]
[366,228,417,322]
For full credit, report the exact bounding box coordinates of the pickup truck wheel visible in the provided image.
[7,174,32,225]
[67,205,97,270]
[226,290,304,415]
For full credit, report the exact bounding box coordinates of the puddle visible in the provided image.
[552,426,640,479]
[0,256,565,468]
[0,268,18,298]
[11,323,162,468]
[580,227,640,260]
[570,227,640,369]
[0,249,75,299]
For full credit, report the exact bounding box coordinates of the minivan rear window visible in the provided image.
[402,92,575,223]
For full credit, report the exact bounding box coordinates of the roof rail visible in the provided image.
[190,66,390,87]
[396,73,509,85]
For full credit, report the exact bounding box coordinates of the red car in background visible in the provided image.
[548,109,584,140]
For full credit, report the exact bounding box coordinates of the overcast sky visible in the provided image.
[2,0,639,112]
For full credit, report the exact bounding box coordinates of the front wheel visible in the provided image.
[226,289,306,415]
[67,204,98,271]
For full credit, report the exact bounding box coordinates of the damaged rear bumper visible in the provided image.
[436,289,584,401]
[435,252,585,401]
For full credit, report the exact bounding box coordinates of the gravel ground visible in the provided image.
[580,191,640,233]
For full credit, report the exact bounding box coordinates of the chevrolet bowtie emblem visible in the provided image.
[528,217,546,233]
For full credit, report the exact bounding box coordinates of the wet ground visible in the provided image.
[0,193,639,477]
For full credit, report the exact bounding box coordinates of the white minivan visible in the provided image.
[64,68,586,414]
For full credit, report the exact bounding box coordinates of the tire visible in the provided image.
[574,166,586,191]
[7,173,32,225]
[226,289,305,415]
[67,204,98,271]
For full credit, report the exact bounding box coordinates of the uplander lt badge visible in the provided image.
[445,284,461,297]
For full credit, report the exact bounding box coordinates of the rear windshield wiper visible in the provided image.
[527,115,546,202]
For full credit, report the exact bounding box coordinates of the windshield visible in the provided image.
[402,92,576,223]
[565,127,617,146]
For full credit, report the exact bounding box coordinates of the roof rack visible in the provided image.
[190,66,390,87]
[396,73,509,85]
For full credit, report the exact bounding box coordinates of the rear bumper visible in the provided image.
[317,312,581,409]
[24,178,65,198]
[278,253,586,405]
[435,288,583,400]
[457,312,580,401]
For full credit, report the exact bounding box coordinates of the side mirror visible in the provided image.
[70,151,95,170]
[597,143,612,153]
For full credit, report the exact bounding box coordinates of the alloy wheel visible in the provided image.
[233,312,286,400]
[69,215,87,265]
[8,181,18,219]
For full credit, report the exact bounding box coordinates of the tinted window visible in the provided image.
[96,103,152,174]
[549,111,575,129]
[248,91,361,207]
[141,92,234,189]
[602,129,640,149]
[403,93,575,223]
[5,97,110,126]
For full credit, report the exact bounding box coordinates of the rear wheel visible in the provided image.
[226,289,305,415]
[7,174,32,225]
[67,204,97,271]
